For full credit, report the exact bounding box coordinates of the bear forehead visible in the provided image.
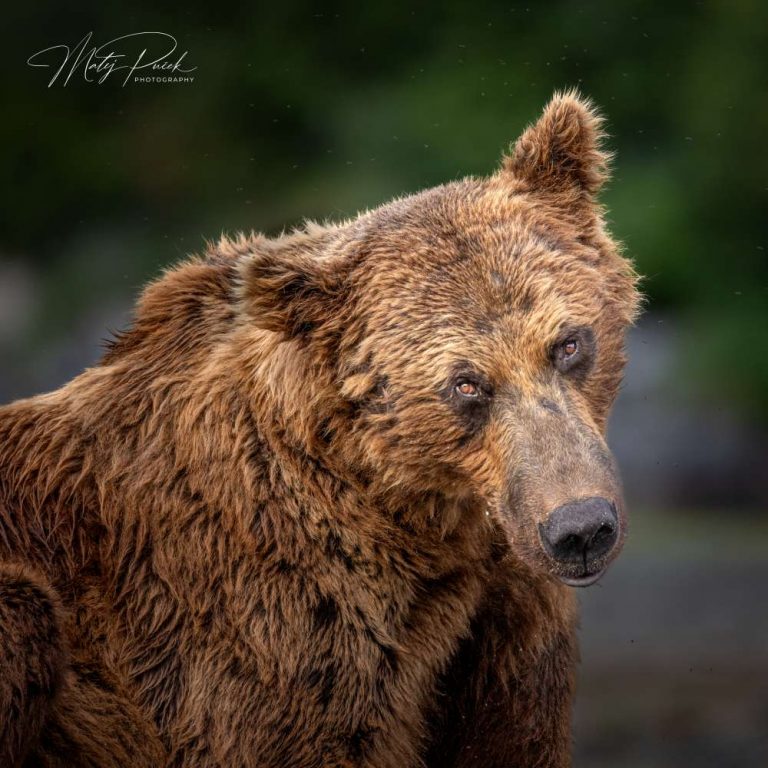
[357,185,609,334]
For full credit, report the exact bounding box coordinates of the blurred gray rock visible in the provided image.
[609,315,768,510]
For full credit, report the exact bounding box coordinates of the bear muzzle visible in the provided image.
[538,496,621,586]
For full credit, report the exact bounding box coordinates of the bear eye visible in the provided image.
[562,339,579,359]
[455,380,479,398]
[551,327,596,378]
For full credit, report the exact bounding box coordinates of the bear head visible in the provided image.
[238,91,641,586]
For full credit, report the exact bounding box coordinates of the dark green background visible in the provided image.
[2,2,767,766]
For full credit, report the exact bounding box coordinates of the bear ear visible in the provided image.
[238,231,350,339]
[503,89,611,200]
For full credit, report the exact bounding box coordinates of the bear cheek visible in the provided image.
[453,423,509,503]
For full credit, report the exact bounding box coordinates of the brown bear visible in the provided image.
[0,91,640,768]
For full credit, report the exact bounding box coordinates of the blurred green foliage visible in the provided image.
[2,1,767,416]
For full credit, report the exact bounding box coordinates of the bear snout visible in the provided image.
[537,496,620,586]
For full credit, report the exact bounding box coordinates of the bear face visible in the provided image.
[239,91,641,586]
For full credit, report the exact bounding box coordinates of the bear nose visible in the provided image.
[539,497,618,568]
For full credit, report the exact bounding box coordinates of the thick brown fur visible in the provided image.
[0,91,640,767]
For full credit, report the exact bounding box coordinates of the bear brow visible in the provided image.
[529,228,569,254]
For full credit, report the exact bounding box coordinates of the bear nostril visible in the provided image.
[592,523,614,545]
[559,533,584,560]
[539,497,619,568]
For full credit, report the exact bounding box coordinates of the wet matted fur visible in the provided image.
[0,91,640,767]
